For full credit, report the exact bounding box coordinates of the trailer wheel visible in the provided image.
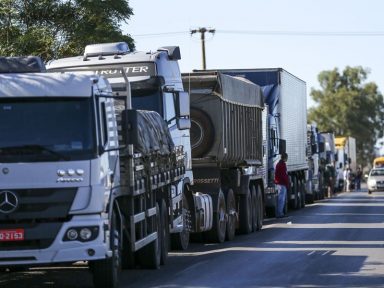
[91,210,121,288]
[225,188,236,241]
[137,203,161,269]
[190,108,215,158]
[306,193,314,204]
[204,190,226,243]
[159,199,169,265]
[171,193,190,250]
[238,188,252,234]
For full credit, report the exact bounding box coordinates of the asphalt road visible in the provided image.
[2,185,384,288]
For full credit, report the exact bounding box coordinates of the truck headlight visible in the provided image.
[368,179,376,187]
[66,229,78,241]
[63,226,99,242]
[79,228,92,241]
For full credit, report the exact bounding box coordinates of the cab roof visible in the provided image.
[0,73,110,98]
[46,42,180,70]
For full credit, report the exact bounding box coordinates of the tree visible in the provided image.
[308,66,384,167]
[0,0,135,60]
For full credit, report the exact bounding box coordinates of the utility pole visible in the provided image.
[190,27,215,70]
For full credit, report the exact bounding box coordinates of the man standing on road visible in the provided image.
[355,167,362,191]
[275,152,289,218]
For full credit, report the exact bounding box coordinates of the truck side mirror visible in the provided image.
[176,91,190,117]
[175,91,190,130]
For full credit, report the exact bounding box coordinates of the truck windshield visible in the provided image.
[131,85,162,116]
[0,97,96,163]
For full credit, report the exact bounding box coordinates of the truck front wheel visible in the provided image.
[171,193,190,250]
[91,211,121,288]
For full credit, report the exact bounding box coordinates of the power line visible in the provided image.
[133,31,187,38]
[218,30,384,36]
[132,30,384,38]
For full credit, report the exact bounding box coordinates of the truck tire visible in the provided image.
[289,176,299,210]
[159,199,169,265]
[121,225,135,269]
[137,203,161,269]
[225,188,236,241]
[306,192,314,204]
[295,177,301,209]
[91,211,121,288]
[318,172,325,200]
[265,190,278,218]
[251,186,258,232]
[190,108,214,158]
[256,185,264,231]
[204,190,226,243]
[300,180,306,208]
[170,193,190,250]
[238,188,252,234]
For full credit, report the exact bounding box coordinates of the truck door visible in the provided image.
[97,97,119,197]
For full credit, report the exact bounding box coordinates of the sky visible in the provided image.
[124,0,384,109]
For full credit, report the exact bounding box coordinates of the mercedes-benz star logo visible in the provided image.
[0,190,19,214]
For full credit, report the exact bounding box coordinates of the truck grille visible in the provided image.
[0,188,77,250]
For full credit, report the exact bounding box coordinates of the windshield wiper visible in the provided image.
[0,144,70,161]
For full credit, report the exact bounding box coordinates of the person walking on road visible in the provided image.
[275,152,289,218]
[344,167,351,192]
[355,167,362,191]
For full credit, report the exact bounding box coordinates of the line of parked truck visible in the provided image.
[0,43,356,288]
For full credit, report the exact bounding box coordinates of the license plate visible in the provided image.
[0,229,24,242]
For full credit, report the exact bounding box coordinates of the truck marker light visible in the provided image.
[67,169,75,176]
[76,169,84,176]
[57,170,66,177]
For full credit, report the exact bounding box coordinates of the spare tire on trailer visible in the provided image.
[190,108,215,158]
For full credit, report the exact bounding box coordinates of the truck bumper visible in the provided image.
[0,215,110,266]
